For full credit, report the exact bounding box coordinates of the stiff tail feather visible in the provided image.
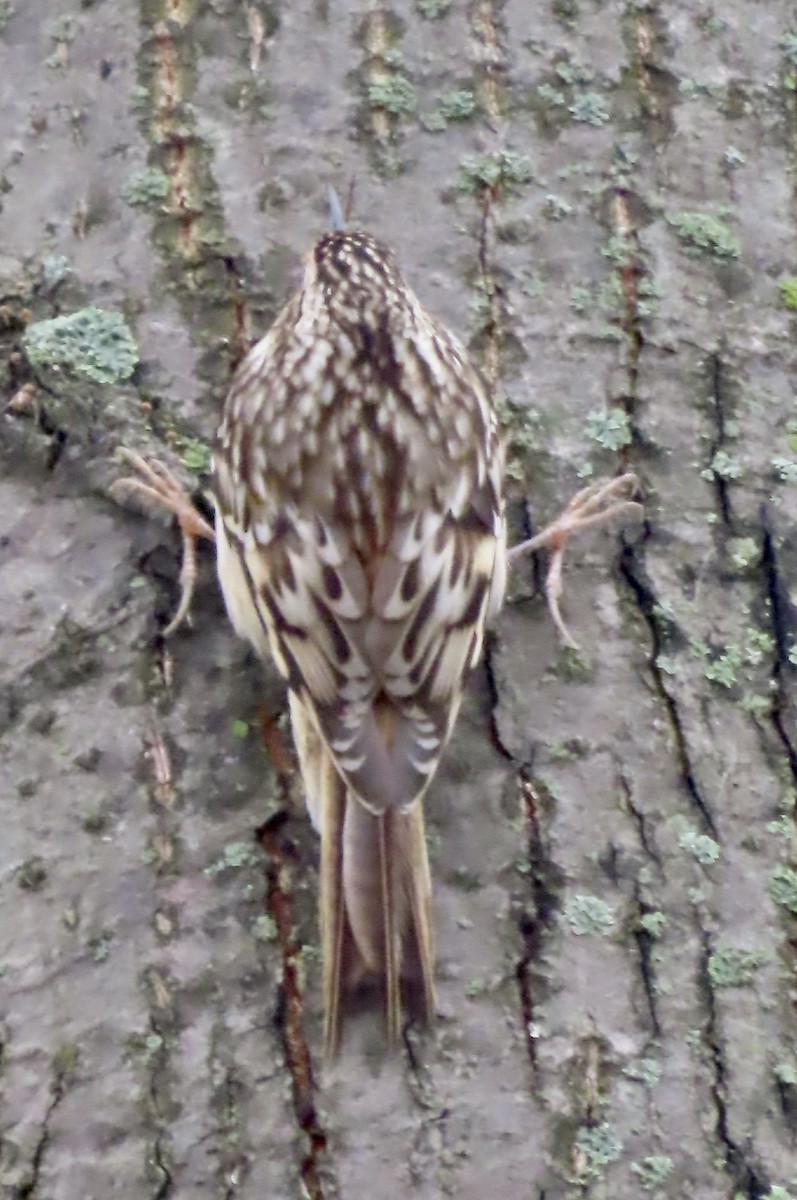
[318,749,436,1054]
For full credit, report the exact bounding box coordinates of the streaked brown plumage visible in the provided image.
[212,229,506,1050]
[111,225,642,1052]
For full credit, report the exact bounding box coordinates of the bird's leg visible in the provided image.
[507,473,642,648]
[110,449,215,636]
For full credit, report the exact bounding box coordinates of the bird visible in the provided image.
[112,212,641,1053]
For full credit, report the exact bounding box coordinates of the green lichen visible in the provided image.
[585,407,632,451]
[555,58,593,87]
[740,693,772,716]
[780,31,797,66]
[41,254,71,289]
[768,813,794,838]
[744,628,775,664]
[570,285,593,313]
[631,1155,674,1190]
[769,865,797,915]
[176,436,212,474]
[0,2,14,34]
[617,272,659,318]
[729,537,759,569]
[679,829,721,864]
[779,278,797,311]
[465,976,490,998]
[205,841,258,876]
[569,91,610,125]
[639,911,667,938]
[457,150,533,196]
[723,145,746,168]
[252,914,277,942]
[439,89,476,121]
[666,210,740,261]
[624,1057,662,1087]
[704,644,743,688]
[122,167,170,207]
[231,719,249,740]
[417,0,450,16]
[774,1062,797,1085]
[499,397,545,481]
[679,78,724,101]
[705,449,744,480]
[537,82,567,108]
[564,894,616,936]
[676,825,720,864]
[707,945,765,987]
[545,193,573,220]
[89,929,114,964]
[573,1123,623,1181]
[420,110,447,133]
[772,456,797,483]
[46,14,76,44]
[703,628,774,690]
[24,306,139,384]
[367,74,417,116]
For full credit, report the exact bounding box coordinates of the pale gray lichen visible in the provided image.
[631,1155,674,1190]
[707,945,765,987]
[367,75,417,116]
[122,167,170,207]
[769,865,797,915]
[564,894,616,936]
[24,306,139,384]
[624,1057,662,1087]
[679,829,721,865]
[573,1122,623,1180]
[585,406,632,451]
[205,841,259,876]
[666,210,740,261]
[457,150,534,195]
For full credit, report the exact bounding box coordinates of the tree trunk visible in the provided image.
[2,2,796,1197]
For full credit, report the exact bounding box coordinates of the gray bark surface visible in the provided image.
[1,2,796,1198]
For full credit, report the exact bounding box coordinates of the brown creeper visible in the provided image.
[112,226,641,1053]
[213,230,506,1050]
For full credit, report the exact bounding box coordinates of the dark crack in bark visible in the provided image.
[257,715,335,1200]
[149,1134,174,1200]
[515,774,564,1070]
[618,771,663,1035]
[619,533,718,838]
[760,510,797,788]
[12,1049,76,1200]
[696,926,769,1199]
[706,352,735,530]
[630,881,662,1039]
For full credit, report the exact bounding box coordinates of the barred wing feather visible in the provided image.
[214,477,503,816]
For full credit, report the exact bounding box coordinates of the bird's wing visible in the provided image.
[214,468,504,815]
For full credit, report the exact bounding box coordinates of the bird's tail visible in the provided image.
[318,749,435,1054]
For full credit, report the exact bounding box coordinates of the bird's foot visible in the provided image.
[507,473,643,648]
[110,448,215,636]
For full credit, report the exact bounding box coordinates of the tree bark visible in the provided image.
[2,2,796,1198]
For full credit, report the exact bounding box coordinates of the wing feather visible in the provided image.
[214,472,503,815]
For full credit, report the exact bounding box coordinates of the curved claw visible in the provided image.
[507,472,643,645]
[110,448,216,635]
